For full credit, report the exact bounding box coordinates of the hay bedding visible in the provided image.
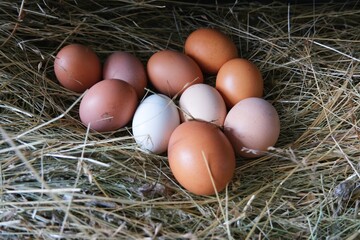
[0,0,359,239]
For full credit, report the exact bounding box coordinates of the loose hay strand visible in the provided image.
[1,1,360,239]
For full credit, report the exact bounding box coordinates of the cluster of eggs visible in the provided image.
[54,28,280,196]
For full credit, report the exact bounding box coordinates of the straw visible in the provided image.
[1,1,359,239]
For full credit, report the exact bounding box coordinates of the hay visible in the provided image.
[1,0,359,239]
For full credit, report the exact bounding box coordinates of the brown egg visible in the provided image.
[184,28,238,74]
[103,51,147,99]
[216,58,263,108]
[54,44,101,93]
[168,121,235,195]
[79,79,137,132]
[224,97,280,158]
[147,50,203,97]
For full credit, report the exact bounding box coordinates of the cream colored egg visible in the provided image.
[179,83,227,126]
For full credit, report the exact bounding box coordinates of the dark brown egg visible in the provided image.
[54,44,101,93]
[79,79,137,132]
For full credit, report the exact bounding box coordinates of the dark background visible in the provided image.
[181,0,339,5]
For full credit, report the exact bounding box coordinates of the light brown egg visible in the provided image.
[216,58,263,108]
[147,50,203,97]
[79,79,137,132]
[224,97,280,158]
[54,44,101,93]
[184,28,238,74]
[103,51,147,99]
[168,121,235,195]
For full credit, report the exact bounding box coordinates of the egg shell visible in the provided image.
[79,79,138,132]
[147,50,204,97]
[54,44,101,93]
[132,94,180,154]
[103,51,147,99]
[184,28,238,74]
[179,83,227,126]
[216,58,263,108]
[168,121,235,195]
[224,97,280,158]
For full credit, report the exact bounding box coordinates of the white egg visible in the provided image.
[132,94,180,154]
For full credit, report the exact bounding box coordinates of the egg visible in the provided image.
[168,121,235,195]
[147,50,203,97]
[216,58,263,108]
[179,83,227,126]
[103,51,147,99]
[224,97,280,158]
[184,28,238,74]
[79,79,137,132]
[132,94,180,154]
[54,44,101,93]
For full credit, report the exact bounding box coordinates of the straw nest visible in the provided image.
[1,1,359,239]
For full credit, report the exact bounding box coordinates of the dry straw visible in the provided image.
[1,1,359,239]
